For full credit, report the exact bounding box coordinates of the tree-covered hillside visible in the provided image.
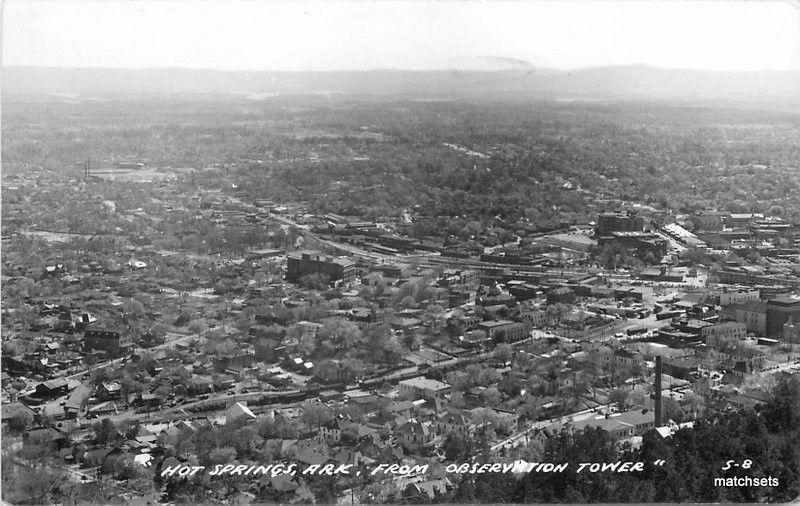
[444,373,800,503]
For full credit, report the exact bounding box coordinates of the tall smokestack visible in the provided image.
[654,355,663,427]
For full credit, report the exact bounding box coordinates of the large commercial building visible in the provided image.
[660,223,707,249]
[726,213,764,227]
[717,288,760,307]
[702,322,747,346]
[84,329,132,357]
[476,320,527,343]
[116,161,145,170]
[286,250,355,284]
[730,300,767,336]
[690,211,726,232]
[766,297,800,337]
[715,268,800,290]
[398,377,452,400]
[596,211,644,236]
[564,409,655,440]
[606,231,667,256]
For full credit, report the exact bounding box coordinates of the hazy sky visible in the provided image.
[3,0,799,71]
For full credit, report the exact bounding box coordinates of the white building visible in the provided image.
[398,378,451,400]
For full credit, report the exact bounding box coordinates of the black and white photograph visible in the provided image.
[2,0,800,503]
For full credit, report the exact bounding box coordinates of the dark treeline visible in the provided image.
[422,373,800,504]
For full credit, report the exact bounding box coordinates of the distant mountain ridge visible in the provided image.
[3,65,799,100]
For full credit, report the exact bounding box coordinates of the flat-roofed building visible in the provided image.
[728,300,767,336]
[702,321,747,346]
[718,288,760,307]
[690,210,726,232]
[84,329,132,357]
[116,161,144,170]
[520,308,547,330]
[598,231,668,257]
[477,320,527,343]
[286,250,355,284]
[766,296,800,337]
[398,377,451,400]
[596,211,644,236]
[661,223,707,249]
[726,213,764,227]
[566,409,656,439]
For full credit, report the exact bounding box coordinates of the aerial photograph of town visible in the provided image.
[2,0,799,504]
